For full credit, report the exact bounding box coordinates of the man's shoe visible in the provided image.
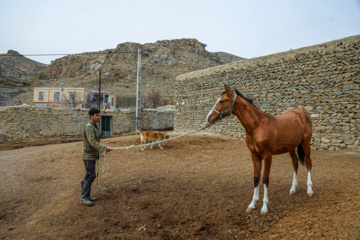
[87,181,98,201]
[80,180,94,206]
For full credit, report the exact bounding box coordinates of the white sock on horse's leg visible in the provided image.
[290,171,298,195]
[261,184,269,214]
[246,185,259,212]
[307,171,314,196]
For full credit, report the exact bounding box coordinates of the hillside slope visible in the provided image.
[2,39,244,107]
[0,50,47,105]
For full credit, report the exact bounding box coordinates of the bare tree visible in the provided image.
[80,92,91,108]
[61,94,72,107]
[147,89,161,109]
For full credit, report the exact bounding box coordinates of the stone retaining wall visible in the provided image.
[175,35,360,150]
[0,106,174,143]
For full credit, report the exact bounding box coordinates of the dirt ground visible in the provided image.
[1,133,360,239]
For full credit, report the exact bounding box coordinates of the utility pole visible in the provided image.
[98,69,101,110]
[61,83,63,107]
[135,48,141,134]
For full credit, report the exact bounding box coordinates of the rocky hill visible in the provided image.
[1,39,244,107]
[0,50,47,106]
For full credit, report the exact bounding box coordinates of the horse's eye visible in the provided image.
[219,101,224,104]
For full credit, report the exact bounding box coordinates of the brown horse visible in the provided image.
[207,85,313,214]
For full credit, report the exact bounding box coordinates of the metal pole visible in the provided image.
[98,69,101,109]
[61,83,63,107]
[135,48,141,134]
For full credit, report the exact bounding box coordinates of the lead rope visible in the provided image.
[95,124,210,190]
[96,114,233,190]
[96,158,108,190]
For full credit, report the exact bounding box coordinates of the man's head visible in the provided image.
[89,108,101,122]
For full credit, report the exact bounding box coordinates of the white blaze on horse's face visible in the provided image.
[207,92,235,124]
[206,97,221,123]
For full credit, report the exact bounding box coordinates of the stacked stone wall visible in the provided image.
[175,35,360,150]
[0,106,174,143]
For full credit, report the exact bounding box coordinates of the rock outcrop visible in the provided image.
[26,38,243,108]
[0,50,47,105]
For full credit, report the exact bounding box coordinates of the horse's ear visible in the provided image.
[224,84,232,95]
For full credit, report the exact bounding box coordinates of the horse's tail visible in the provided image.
[297,143,305,165]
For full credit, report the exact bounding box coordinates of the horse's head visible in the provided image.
[206,84,236,125]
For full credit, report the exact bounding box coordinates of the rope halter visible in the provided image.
[211,93,237,121]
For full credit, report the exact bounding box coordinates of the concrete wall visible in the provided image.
[175,35,360,150]
[0,105,174,143]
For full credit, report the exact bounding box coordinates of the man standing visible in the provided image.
[81,108,112,206]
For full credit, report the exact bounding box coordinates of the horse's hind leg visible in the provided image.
[246,154,262,213]
[301,113,314,196]
[302,141,314,196]
[289,150,298,195]
[301,134,313,196]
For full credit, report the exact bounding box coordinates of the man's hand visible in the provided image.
[106,146,113,152]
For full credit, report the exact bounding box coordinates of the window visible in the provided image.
[87,94,91,102]
[111,98,114,105]
[39,92,44,100]
[70,92,75,101]
[54,92,60,101]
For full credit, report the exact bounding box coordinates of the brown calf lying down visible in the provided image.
[137,130,169,150]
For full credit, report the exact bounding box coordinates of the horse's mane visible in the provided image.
[229,88,257,108]
[235,88,254,105]
[222,88,257,108]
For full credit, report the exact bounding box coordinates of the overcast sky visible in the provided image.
[1,0,360,64]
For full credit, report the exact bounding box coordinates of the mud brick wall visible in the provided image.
[175,35,360,150]
[0,106,174,143]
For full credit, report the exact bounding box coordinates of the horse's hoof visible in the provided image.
[246,207,255,213]
[261,207,269,214]
[289,190,296,195]
[261,210,268,214]
[307,192,314,197]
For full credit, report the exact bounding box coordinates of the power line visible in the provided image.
[0,51,138,57]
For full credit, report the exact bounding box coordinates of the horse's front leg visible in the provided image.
[246,154,262,212]
[261,153,272,214]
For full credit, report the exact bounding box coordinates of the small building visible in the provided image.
[33,87,116,109]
